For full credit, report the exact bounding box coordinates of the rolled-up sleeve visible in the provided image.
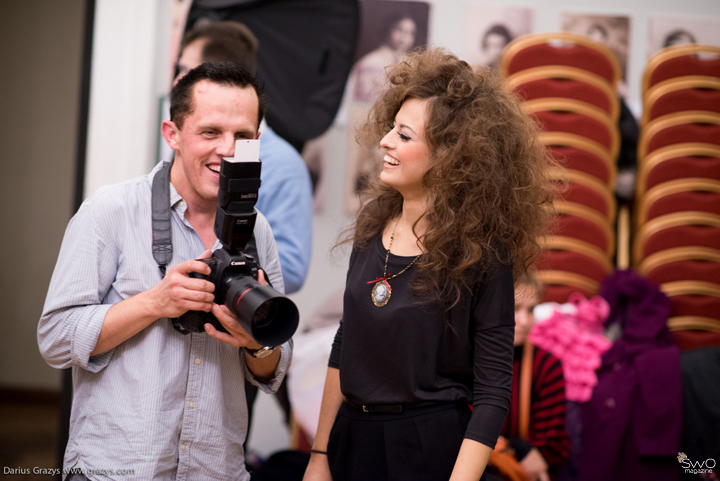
[242,340,293,393]
[37,195,119,372]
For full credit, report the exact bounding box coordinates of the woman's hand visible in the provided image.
[520,448,549,481]
[302,453,332,481]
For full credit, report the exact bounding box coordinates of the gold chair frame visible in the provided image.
[636,178,720,226]
[642,44,720,94]
[638,111,720,161]
[523,98,619,160]
[500,32,621,88]
[638,246,720,278]
[636,143,720,198]
[642,75,720,127]
[552,200,616,257]
[507,66,619,121]
[539,132,617,187]
[633,211,720,267]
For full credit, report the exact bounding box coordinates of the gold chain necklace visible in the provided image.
[368,218,421,307]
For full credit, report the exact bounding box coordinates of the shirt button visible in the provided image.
[180,444,186,451]
[189,402,195,408]
[605,398,616,409]
[195,358,201,365]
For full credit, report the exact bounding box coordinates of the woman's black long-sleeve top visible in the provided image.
[328,234,515,448]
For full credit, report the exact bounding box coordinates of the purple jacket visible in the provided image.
[578,270,682,481]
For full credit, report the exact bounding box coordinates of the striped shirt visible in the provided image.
[38,161,291,480]
[501,345,571,467]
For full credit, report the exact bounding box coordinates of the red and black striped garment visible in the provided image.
[500,344,571,467]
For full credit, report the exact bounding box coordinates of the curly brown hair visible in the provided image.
[343,48,555,308]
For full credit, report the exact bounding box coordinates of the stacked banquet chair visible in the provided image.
[634,44,720,351]
[501,32,621,303]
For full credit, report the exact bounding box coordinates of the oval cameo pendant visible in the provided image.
[371,280,391,307]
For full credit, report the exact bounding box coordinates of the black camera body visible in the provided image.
[174,140,299,347]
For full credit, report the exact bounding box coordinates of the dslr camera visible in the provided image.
[173,139,299,347]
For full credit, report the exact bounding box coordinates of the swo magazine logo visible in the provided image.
[678,452,717,475]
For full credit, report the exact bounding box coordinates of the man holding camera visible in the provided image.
[38,63,291,480]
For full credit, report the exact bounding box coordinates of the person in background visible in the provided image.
[495,274,571,481]
[304,48,555,481]
[167,20,314,295]
[38,62,291,480]
[167,21,315,453]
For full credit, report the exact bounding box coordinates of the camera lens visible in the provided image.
[226,278,299,346]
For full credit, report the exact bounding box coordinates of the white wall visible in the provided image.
[83,0,720,458]
[83,0,173,197]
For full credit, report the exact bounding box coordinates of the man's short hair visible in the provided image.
[170,62,266,130]
[181,21,259,75]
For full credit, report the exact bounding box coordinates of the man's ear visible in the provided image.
[161,120,180,151]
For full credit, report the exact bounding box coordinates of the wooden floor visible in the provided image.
[0,393,60,481]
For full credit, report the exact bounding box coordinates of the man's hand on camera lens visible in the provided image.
[205,304,262,349]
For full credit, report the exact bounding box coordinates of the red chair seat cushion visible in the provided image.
[645,156,720,191]
[648,88,720,123]
[671,329,720,351]
[646,191,720,222]
[552,215,611,254]
[642,224,720,259]
[515,78,614,117]
[649,55,720,90]
[532,110,613,153]
[548,146,611,184]
[555,181,611,218]
[507,43,616,84]
[670,295,720,320]
[536,250,609,284]
[645,260,720,285]
[646,122,720,157]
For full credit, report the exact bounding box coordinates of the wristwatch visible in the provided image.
[247,345,277,359]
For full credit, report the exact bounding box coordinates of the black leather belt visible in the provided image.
[345,399,453,414]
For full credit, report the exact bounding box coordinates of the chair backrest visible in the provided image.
[662,280,720,320]
[636,178,720,225]
[553,201,615,256]
[524,99,619,159]
[550,168,616,221]
[536,270,599,304]
[537,237,612,284]
[643,44,720,93]
[508,66,619,120]
[638,247,720,285]
[501,32,620,87]
[669,315,720,351]
[668,316,720,334]
[636,143,720,197]
[540,132,616,186]
[638,112,720,160]
[642,76,720,126]
[633,212,720,265]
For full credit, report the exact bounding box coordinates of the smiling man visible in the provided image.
[38,63,291,480]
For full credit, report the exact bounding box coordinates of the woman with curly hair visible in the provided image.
[303,48,554,481]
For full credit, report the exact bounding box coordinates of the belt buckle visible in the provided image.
[362,404,370,413]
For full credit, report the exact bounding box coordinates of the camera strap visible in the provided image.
[152,160,173,278]
[150,159,259,279]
